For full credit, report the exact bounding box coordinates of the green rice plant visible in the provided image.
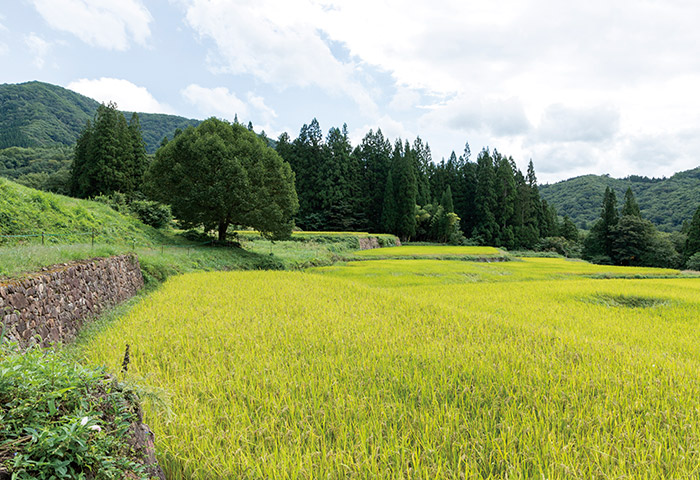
[77,254,700,479]
[353,245,502,258]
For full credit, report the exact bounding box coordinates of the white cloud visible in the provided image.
[246,93,277,125]
[349,114,412,149]
[0,43,8,56]
[535,104,620,143]
[29,0,152,50]
[25,33,50,69]
[182,0,378,114]
[423,94,531,137]
[181,84,278,130]
[181,84,249,120]
[67,78,174,113]
[173,0,700,180]
[389,87,422,112]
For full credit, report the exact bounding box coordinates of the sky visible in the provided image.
[1,0,700,183]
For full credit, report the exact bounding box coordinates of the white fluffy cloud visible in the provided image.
[181,84,249,120]
[25,33,50,68]
[183,0,377,114]
[181,84,278,128]
[29,0,152,50]
[67,78,173,113]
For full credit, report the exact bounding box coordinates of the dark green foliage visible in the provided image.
[0,81,98,148]
[69,104,148,198]
[278,120,365,231]
[584,187,681,268]
[441,185,454,213]
[94,194,172,229]
[684,205,700,262]
[560,215,579,242]
[540,168,700,232]
[536,236,582,258]
[386,141,417,241]
[381,169,397,234]
[146,118,298,241]
[413,137,432,206]
[583,187,618,260]
[621,187,641,217]
[611,215,657,266]
[472,149,499,245]
[686,252,700,271]
[0,347,149,479]
[0,146,72,179]
[354,129,392,232]
[274,121,550,248]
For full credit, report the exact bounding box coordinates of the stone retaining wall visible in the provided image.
[0,255,144,347]
[357,236,402,250]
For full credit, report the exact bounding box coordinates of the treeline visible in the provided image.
[275,118,576,247]
[38,104,700,270]
[0,146,72,194]
[583,186,700,269]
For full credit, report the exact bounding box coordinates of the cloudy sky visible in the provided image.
[2,0,699,183]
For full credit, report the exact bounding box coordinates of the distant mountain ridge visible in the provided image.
[0,81,200,153]
[540,167,700,232]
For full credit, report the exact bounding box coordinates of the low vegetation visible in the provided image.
[0,345,151,479]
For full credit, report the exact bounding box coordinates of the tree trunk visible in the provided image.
[218,220,229,242]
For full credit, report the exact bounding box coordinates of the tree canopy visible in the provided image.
[145,118,298,241]
[69,102,148,198]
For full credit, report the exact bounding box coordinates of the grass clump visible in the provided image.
[586,293,671,308]
[0,344,151,479]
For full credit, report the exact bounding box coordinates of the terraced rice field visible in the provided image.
[78,252,700,479]
[352,245,502,258]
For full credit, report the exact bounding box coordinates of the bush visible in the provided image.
[536,236,582,258]
[93,193,172,229]
[0,346,150,479]
[686,252,700,271]
[130,199,172,229]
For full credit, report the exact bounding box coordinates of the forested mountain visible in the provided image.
[0,81,199,153]
[540,168,700,232]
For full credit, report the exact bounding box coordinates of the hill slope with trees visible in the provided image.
[540,168,700,232]
[0,81,199,153]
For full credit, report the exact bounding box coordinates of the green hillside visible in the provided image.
[0,81,200,153]
[540,168,700,231]
[0,175,167,244]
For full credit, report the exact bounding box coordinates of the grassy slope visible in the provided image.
[0,178,394,280]
[0,177,288,281]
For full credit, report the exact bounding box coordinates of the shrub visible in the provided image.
[686,252,700,271]
[130,199,172,229]
[0,345,149,479]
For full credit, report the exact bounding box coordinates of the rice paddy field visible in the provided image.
[352,245,503,259]
[76,248,700,479]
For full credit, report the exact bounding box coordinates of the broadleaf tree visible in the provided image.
[146,118,298,241]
